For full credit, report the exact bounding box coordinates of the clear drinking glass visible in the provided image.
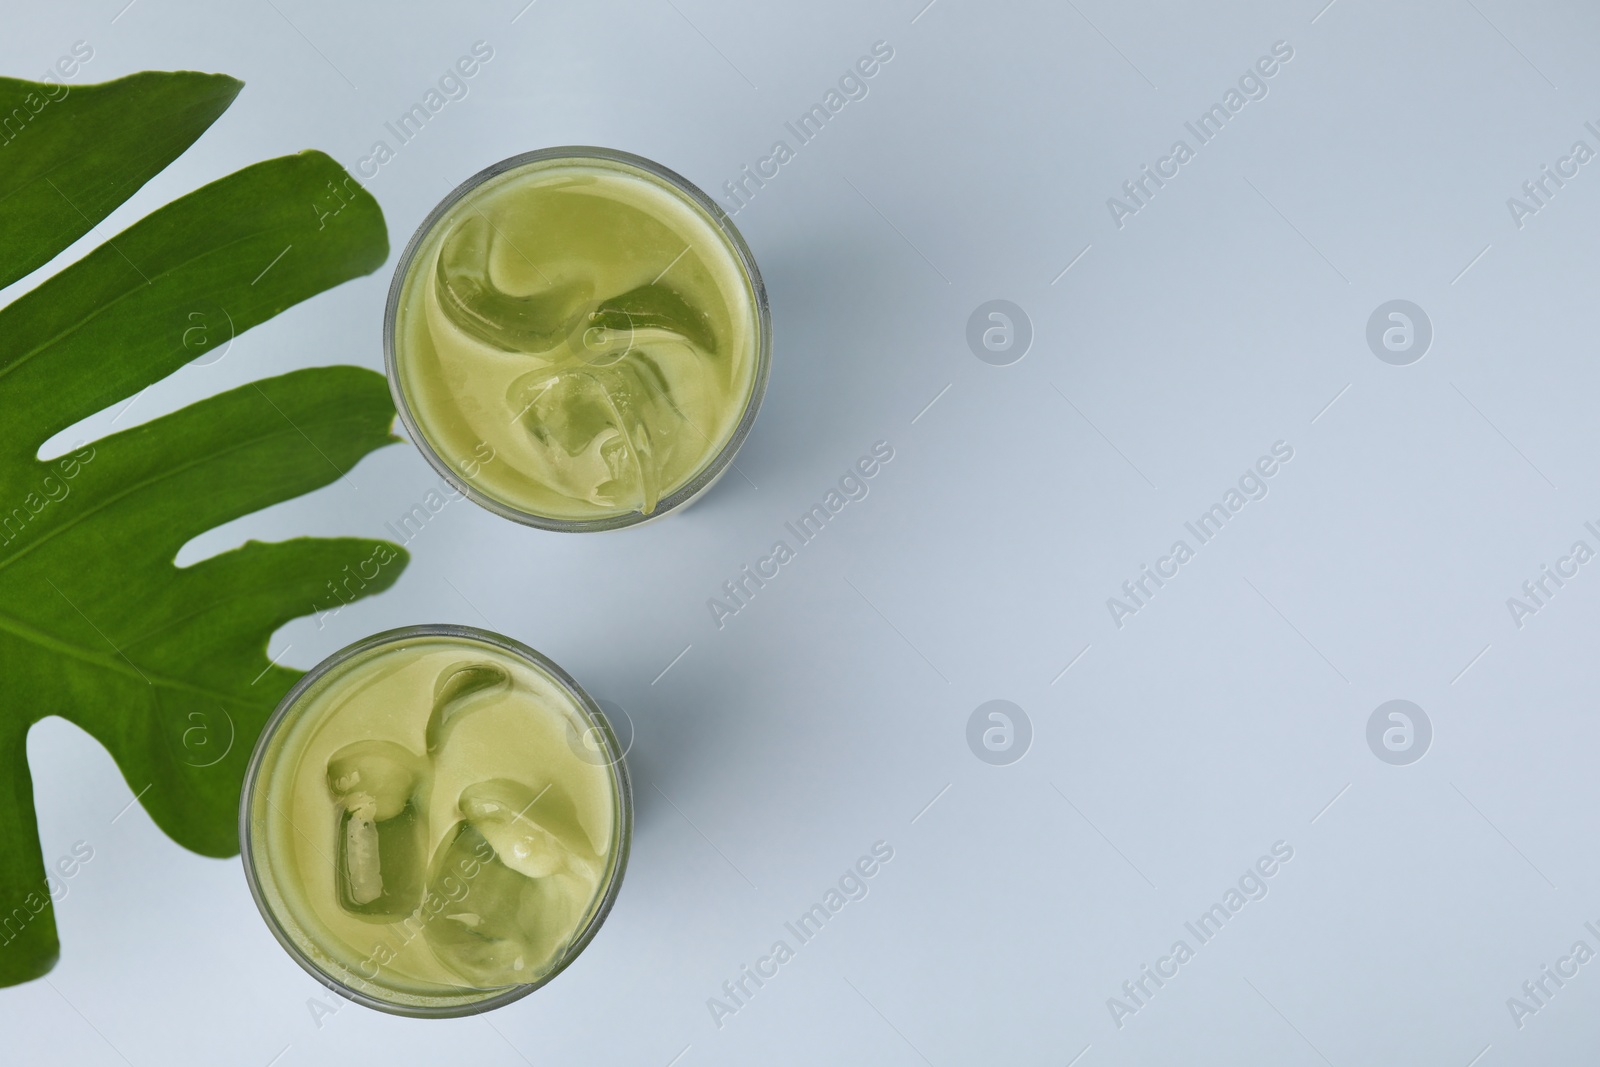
[239,624,632,1017]
[384,147,771,532]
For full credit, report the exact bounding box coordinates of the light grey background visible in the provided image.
[3,0,1597,1063]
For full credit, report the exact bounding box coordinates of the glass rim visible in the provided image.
[381,145,772,533]
[237,623,634,1019]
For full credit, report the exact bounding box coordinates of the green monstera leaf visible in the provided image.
[0,71,407,985]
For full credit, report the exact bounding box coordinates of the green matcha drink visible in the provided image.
[240,626,630,1016]
[386,148,770,531]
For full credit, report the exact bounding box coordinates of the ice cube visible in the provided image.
[434,213,592,353]
[457,779,599,882]
[326,741,426,919]
[425,662,512,755]
[422,822,549,987]
[591,282,718,354]
[341,811,382,905]
[327,740,423,821]
[334,802,426,917]
[506,335,711,515]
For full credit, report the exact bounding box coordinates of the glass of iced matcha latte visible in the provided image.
[385,147,770,531]
[241,625,631,1016]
